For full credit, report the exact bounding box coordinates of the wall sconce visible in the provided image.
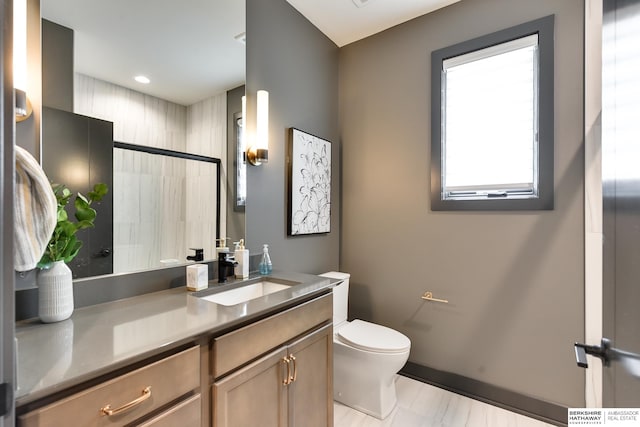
[14,0,31,122]
[247,90,269,166]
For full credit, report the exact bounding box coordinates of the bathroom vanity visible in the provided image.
[213,295,333,426]
[14,272,333,426]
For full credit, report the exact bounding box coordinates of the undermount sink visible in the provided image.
[199,280,293,306]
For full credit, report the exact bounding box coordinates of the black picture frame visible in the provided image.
[287,128,331,236]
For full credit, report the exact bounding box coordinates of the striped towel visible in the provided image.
[14,146,57,272]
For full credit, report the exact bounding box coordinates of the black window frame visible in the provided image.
[430,15,555,211]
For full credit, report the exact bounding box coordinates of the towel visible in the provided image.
[14,146,57,272]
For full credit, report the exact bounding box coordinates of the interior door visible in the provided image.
[575,0,640,407]
[2,1,16,424]
[601,0,640,406]
[41,106,113,278]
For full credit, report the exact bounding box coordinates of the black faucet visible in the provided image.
[218,252,238,283]
[187,248,204,262]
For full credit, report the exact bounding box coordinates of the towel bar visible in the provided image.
[421,292,448,304]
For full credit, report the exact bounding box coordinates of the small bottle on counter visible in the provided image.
[234,239,249,279]
[259,244,272,275]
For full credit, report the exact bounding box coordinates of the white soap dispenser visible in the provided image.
[234,239,249,279]
[216,237,230,256]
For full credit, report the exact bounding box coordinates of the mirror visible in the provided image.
[40,0,246,278]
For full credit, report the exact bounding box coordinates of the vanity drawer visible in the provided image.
[18,346,200,427]
[138,393,201,427]
[213,292,332,378]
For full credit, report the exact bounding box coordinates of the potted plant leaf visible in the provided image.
[37,182,108,323]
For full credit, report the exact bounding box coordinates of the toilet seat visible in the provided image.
[336,319,411,354]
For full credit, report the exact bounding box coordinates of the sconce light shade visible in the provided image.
[241,95,246,127]
[248,90,269,165]
[256,90,269,151]
[14,0,31,122]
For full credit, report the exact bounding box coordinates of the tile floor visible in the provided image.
[333,375,557,427]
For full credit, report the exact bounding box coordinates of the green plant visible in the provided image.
[37,183,109,268]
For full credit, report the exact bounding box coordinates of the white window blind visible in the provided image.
[442,34,539,198]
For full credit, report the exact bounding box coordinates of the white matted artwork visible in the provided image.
[287,128,331,236]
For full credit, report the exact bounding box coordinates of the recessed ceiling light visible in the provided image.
[134,75,150,84]
[352,0,374,8]
[234,32,246,45]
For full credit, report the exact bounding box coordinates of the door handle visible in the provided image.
[93,248,111,258]
[575,338,612,368]
[575,338,640,378]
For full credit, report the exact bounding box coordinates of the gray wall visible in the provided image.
[245,0,340,274]
[339,0,584,408]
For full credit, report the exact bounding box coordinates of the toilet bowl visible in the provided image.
[320,272,411,419]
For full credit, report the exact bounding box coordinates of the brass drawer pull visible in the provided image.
[282,357,291,385]
[289,355,297,383]
[100,386,152,416]
[282,355,298,385]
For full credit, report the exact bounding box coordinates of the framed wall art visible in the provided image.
[287,128,331,236]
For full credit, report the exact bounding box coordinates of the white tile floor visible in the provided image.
[334,375,556,427]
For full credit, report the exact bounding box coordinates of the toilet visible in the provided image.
[320,271,411,419]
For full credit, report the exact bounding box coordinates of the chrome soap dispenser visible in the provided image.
[259,244,273,275]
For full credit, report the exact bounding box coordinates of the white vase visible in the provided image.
[38,261,74,323]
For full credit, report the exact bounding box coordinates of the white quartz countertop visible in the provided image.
[15,271,331,406]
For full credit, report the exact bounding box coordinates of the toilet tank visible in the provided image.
[320,271,350,325]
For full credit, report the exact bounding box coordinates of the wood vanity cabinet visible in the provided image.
[212,293,333,427]
[16,291,333,427]
[18,346,202,427]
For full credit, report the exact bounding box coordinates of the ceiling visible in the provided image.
[286,0,460,47]
[40,0,458,106]
[41,0,246,106]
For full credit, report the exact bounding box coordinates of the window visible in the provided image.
[430,15,554,210]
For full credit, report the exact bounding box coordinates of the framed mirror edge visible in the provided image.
[15,0,246,294]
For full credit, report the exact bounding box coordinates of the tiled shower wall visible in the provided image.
[74,73,226,273]
[74,74,187,151]
[186,96,227,264]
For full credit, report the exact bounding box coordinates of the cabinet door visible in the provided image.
[287,324,333,427]
[213,347,288,427]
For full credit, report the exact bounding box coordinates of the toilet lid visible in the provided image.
[336,319,411,354]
